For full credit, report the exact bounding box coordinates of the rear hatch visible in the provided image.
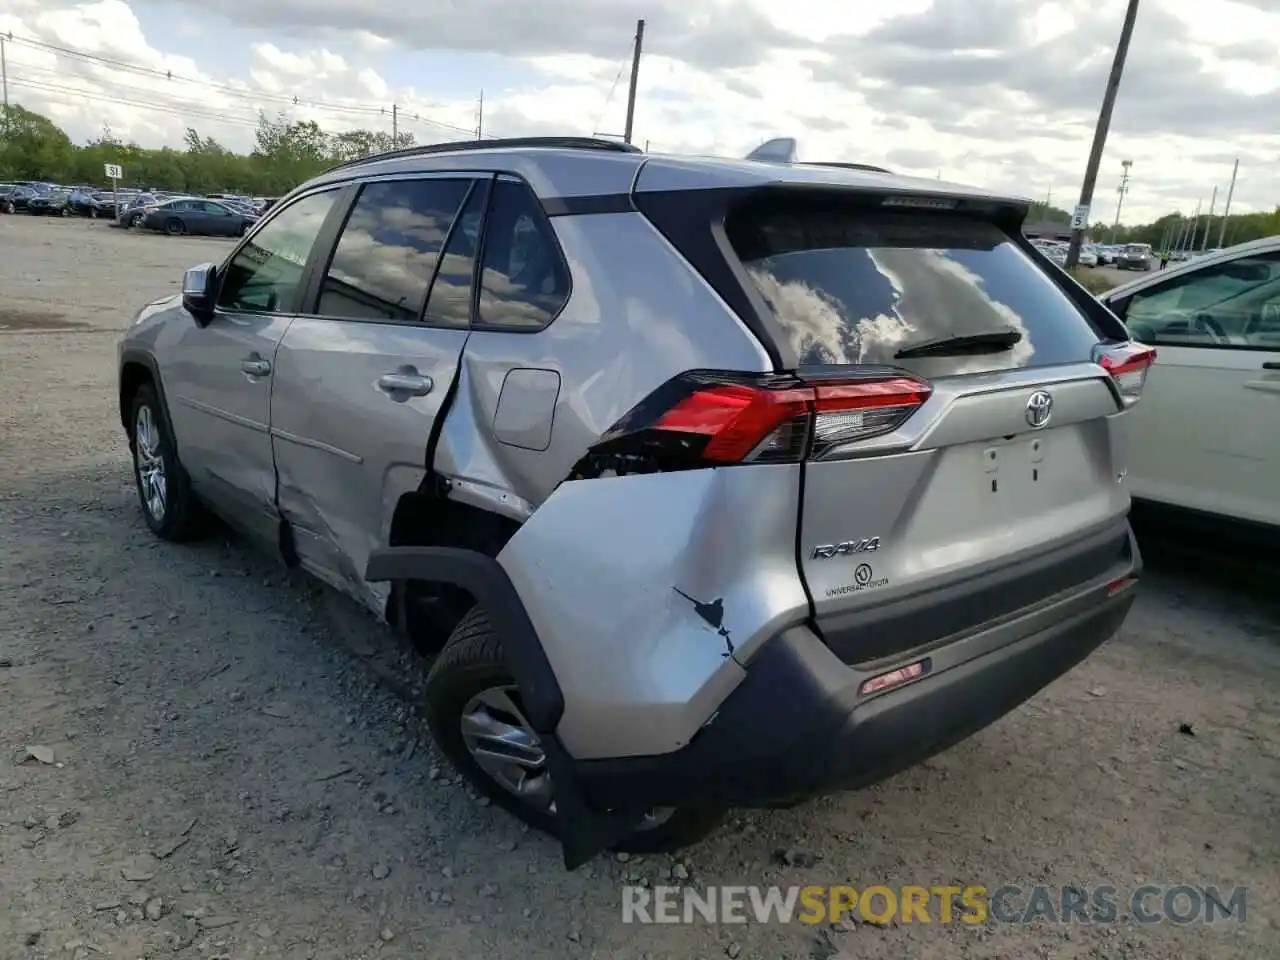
[722,190,1142,666]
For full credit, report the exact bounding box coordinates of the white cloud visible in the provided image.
[0,0,1276,223]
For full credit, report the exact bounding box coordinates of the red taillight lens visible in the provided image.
[1096,342,1156,405]
[595,371,931,470]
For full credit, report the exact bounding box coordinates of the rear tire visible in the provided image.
[423,606,727,854]
[129,383,205,541]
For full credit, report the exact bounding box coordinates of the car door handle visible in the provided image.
[377,372,433,396]
[1262,362,1280,370]
[240,358,271,377]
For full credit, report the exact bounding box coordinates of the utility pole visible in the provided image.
[391,103,398,144]
[1217,158,1238,249]
[476,90,484,138]
[1186,198,1202,252]
[2,35,8,114]
[1065,0,1141,269]
[623,18,645,144]
[1201,185,1217,252]
[1110,159,1132,244]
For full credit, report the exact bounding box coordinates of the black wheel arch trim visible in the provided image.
[119,348,178,442]
[363,545,648,869]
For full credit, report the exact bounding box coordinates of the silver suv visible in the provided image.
[117,136,1148,868]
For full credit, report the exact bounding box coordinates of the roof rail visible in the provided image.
[807,161,894,174]
[323,136,643,174]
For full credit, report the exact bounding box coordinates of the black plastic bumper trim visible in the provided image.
[576,586,1137,812]
[818,522,1134,666]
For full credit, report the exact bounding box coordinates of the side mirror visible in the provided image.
[182,263,217,327]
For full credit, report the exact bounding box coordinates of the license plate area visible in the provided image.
[979,435,1061,516]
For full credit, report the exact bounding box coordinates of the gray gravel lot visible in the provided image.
[1,216,1278,960]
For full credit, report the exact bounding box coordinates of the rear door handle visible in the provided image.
[240,357,271,377]
[377,372,433,397]
[1262,362,1280,370]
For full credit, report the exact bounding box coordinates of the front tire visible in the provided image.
[165,218,185,237]
[129,383,205,541]
[423,606,726,854]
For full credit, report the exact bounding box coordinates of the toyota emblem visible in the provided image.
[1025,390,1053,429]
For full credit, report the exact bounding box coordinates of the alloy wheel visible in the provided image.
[134,405,167,522]
[459,683,674,829]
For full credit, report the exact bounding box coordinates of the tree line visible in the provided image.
[0,103,417,196]
[1027,199,1280,250]
[2,101,1277,243]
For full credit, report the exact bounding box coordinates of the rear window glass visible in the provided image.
[727,203,1102,374]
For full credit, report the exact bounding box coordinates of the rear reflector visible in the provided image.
[573,370,932,476]
[859,660,926,696]
[1095,342,1156,405]
[1107,576,1138,597]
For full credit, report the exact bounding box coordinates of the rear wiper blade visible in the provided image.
[894,327,1022,359]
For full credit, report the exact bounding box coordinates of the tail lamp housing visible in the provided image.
[569,370,931,478]
[1095,342,1157,406]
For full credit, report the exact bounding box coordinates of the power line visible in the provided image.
[3,33,486,138]
[8,78,263,129]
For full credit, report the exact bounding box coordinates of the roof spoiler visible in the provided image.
[743,137,892,174]
[744,137,798,164]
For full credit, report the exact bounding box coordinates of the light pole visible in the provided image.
[1110,159,1132,244]
[1065,0,1142,269]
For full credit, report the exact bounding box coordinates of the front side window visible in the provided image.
[727,198,1102,375]
[476,179,570,330]
[1124,252,1280,349]
[315,178,473,323]
[217,189,339,314]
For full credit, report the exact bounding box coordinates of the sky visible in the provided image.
[0,0,1277,225]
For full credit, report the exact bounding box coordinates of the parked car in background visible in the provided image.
[2,184,46,213]
[66,188,103,217]
[118,193,162,228]
[26,189,73,216]
[117,135,1146,866]
[1099,235,1280,538]
[140,197,259,237]
[1077,246,1098,267]
[1117,243,1154,271]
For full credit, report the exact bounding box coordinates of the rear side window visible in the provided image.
[476,178,570,330]
[423,181,487,328]
[317,178,473,323]
[727,200,1103,374]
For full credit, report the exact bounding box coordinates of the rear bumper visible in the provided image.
[577,559,1138,811]
[365,526,1139,867]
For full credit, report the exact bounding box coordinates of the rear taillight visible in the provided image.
[1095,342,1156,406]
[571,371,931,477]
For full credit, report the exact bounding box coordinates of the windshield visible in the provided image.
[726,197,1103,375]
[1124,244,1151,254]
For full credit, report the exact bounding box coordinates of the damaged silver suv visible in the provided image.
[118,136,1147,868]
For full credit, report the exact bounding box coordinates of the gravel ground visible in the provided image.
[1,217,1278,960]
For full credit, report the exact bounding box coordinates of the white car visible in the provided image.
[1078,247,1098,267]
[1099,235,1280,534]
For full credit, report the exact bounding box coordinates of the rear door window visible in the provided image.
[727,199,1103,375]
